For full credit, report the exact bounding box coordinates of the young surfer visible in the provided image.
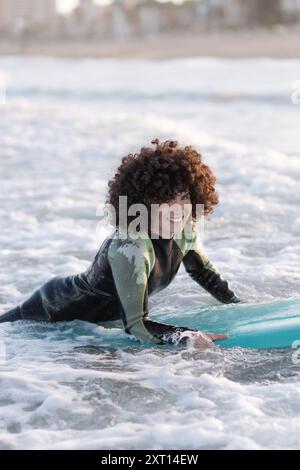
[0,139,240,349]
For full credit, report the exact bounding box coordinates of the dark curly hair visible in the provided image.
[106,138,219,229]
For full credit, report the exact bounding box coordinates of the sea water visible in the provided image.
[0,57,300,449]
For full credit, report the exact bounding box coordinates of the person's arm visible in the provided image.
[181,228,240,304]
[107,234,203,346]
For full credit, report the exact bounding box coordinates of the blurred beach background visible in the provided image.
[1,0,300,57]
[1,0,300,451]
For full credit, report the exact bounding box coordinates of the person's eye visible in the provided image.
[181,193,190,200]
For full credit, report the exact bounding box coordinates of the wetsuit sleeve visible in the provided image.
[182,230,240,304]
[107,236,199,345]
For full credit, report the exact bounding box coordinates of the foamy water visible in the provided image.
[0,57,300,449]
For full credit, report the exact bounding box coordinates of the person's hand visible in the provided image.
[206,333,229,341]
[223,295,241,304]
[189,331,229,349]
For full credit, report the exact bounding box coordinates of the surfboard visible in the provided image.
[184,299,300,349]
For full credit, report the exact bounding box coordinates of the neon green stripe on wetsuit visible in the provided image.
[107,231,161,344]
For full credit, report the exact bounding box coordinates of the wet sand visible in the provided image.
[1,28,300,59]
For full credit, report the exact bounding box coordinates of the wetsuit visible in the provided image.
[0,226,239,345]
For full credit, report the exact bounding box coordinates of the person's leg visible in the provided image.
[0,306,23,323]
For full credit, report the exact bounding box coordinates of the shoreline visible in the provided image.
[1,29,300,59]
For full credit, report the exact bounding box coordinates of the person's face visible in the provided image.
[152,190,193,238]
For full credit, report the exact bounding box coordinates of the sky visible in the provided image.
[57,0,184,14]
[57,1,109,14]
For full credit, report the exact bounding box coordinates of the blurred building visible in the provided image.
[195,0,248,30]
[195,0,288,30]
[106,0,132,39]
[281,0,300,22]
[57,0,101,39]
[0,0,56,37]
[56,0,197,41]
[135,0,196,36]
[1,0,300,41]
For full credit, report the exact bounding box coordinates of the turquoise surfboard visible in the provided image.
[175,299,300,349]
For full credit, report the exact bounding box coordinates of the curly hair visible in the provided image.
[106,138,219,228]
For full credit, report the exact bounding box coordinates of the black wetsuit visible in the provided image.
[0,226,239,345]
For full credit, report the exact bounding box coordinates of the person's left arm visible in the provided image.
[181,230,240,304]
